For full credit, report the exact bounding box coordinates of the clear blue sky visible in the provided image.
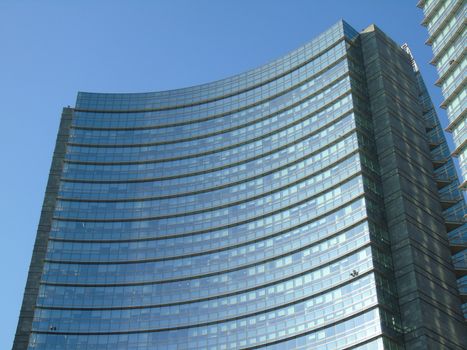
[0,1,448,348]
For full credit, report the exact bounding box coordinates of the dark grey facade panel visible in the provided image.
[13,109,73,350]
[360,25,466,349]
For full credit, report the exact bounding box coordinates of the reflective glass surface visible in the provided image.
[28,21,388,349]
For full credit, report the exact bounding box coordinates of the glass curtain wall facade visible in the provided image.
[417,0,466,186]
[417,0,467,321]
[14,21,466,350]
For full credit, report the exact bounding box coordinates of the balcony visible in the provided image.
[439,181,464,201]
[458,276,467,303]
[443,201,466,231]
[434,162,458,188]
[448,224,467,254]
[452,249,467,277]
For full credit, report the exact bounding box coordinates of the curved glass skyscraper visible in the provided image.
[14,21,466,349]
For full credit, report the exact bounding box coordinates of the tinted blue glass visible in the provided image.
[28,21,386,349]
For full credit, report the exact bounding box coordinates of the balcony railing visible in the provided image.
[448,224,467,244]
[444,200,467,223]
[452,250,467,269]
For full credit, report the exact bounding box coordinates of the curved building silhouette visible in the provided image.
[14,21,466,349]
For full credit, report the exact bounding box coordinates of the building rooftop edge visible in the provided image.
[75,20,355,105]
